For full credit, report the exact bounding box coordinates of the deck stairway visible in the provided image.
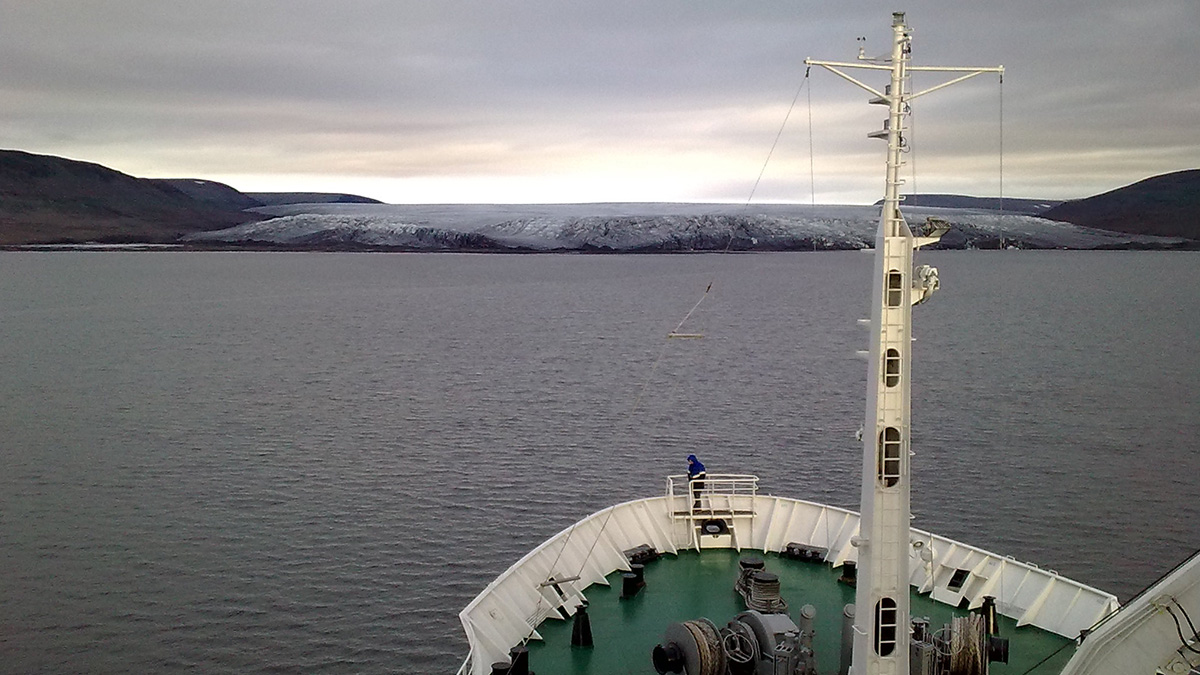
[667,473,759,551]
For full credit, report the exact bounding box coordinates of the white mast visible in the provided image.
[806,13,1002,675]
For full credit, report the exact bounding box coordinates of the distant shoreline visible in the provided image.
[7,240,1198,253]
[3,149,1196,248]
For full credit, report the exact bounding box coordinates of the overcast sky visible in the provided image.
[1,1,1196,204]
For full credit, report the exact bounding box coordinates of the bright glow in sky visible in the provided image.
[1,1,1196,204]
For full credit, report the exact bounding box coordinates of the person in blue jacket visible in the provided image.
[687,454,707,510]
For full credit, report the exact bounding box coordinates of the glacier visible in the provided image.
[183,203,1184,251]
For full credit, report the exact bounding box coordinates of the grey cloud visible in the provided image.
[0,0,1194,202]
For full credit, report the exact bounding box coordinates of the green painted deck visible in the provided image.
[525,549,1075,674]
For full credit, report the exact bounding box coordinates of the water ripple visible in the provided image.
[0,251,1196,673]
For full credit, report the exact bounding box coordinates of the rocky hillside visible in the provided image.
[150,178,264,210]
[153,181,384,209]
[0,150,261,245]
[4,148,1194,248]
[1042,170,1200,240]
[874,194,1061,215]
[247,192,383,206]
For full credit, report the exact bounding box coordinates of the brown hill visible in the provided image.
[1041,170,1200,240]
[247,192,383,206]
[875,194,1061,214]
[150,181,384,210]
[150,178,265,210]
[0,150,261,245]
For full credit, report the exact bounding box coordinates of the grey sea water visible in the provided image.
[1,251,1196,674]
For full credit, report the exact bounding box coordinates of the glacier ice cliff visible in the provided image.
[184,203,1185,251]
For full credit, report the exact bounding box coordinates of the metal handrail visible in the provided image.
[665,473,759,500]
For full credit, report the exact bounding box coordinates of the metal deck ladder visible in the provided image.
[666,474,759,551]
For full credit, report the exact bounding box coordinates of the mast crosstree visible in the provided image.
[805,13,1002,675]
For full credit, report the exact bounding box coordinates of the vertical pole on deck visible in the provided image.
[852,12,914,675]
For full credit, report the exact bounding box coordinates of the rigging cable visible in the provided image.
[1115,547,1200,612]
[1017,638,1074,675]
[1161,598,1200,653]
[559,288,717,615]
[747,68,810,205]
[1165,605,1200,655]
[571,503,620,589]
[907,72,917,200]
[535,68,818,630]
[632,67,813,412]
[999,71,1005,222]
[671,283,713,336]
[1018,548,1200,674]
[1174,598,1199,638]
[629,281,712,412]
[807,68,816,208]
[532,272,715,636]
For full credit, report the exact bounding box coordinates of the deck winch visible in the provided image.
[652,556,1008,675]
[734,557,788,614]
[655,556,816,674]
[652,609,818,675]
[653,608,1010,675]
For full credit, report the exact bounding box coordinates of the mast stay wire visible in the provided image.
[631,68,812,413]
[547,70,825,607]
[629,283,711,413]
[909,70,917,200]
[565,71,815,612]
[747,68,810,205]
[999,71,1005,222]
[528,60,1012,653]
[905,70,1007,226]
[807,68,816,209]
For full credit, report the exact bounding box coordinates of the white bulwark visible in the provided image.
[805,12,1003,675]
[456,485,1117,675]
[452,14,1178,675]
